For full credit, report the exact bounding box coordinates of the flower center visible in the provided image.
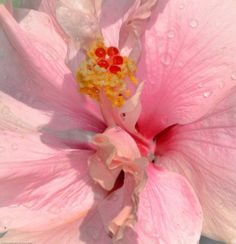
[76,38,138,107]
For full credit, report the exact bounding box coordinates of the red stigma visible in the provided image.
[107,47,119,57]
[113,55,123,65]
[95,47,106,58]
[97,59,109,69]
[109,65,121,74]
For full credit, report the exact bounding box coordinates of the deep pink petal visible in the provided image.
[0,150,104,239]
[121,165,203,244]
[157,87,236,241]
[137,0,236,138]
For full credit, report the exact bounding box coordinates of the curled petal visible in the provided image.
[88,126,148,240]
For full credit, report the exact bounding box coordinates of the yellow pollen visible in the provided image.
[76,38,138,107]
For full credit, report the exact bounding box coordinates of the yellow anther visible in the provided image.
[76,38,139,107]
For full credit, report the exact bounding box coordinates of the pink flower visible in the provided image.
[0,0,236,243]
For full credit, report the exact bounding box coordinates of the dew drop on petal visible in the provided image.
[231,73,236,80]
[179,4,185,9]
[167,30,175,39]
[203,91,212,98]
[178,61,184,67]
[161,53,172,66]
[198,83,204,88]
[189,19,199,28]
[11,144,18,150]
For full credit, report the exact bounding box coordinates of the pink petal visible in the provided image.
[0,5,105,133]
[119,0,158,60]
[0,220,85,244]
[121,165,203,243]
[157,87,236,241]
[77,173,142,243]
[81,165,202,243]
[100,0,135,47]
[53,0,102,73]
[137,0,236,138]
[101,0,157,60]
[0,150,104,239]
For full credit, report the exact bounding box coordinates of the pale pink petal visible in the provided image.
[0,220,85,244]
[54,0,102,73]
[157,87,236,241]
[80,165,202,243]
[120,165,203,244]
[119,0,158,59]
[137,0,236,138]
[0,5,105,134]
[0,150,104,240]
[100,0,135,47]
[101,0,157,59]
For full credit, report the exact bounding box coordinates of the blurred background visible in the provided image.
[201,237,224,244]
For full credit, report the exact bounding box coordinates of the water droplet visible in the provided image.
[179,4,185,9]
[1,106,10,115]
[178,61,184,67]
[198,83,204,88]
[189,19,199,28]
[203,91,211,98]
[11,144,18,150]
[231,73,236,80]
[167,30,175,39]
[161,53,172,66]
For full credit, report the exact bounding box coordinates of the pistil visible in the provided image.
[76,38,138,107]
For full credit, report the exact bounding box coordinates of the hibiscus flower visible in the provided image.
[0,0,236,243]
